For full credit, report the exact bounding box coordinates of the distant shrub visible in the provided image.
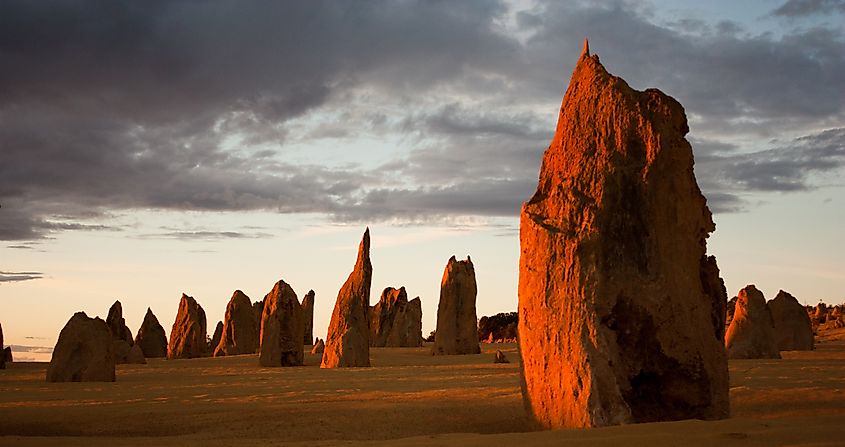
[478,312,518,341]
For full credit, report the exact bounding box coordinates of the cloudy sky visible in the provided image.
[1,0,843,351]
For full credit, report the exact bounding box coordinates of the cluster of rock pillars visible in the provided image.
[2,40,829,430]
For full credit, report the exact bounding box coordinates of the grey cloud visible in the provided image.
[0,270,44,283]
[0,0,521,240]
[1,1,844,240]
[773,0,845,17]
[698,127,845,195]
[139,230,275,241]
[519,1,845,132]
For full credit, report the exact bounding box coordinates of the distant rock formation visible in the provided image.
[302,290,315,345]
[135,308,168,358]
[432,256,480,355]
[209,321,223,354]
[370,287,423,347]
[106,300,133,344]
[768,290,814,351]
[322,228,372,368]
[311,338,325,354]
[126,344,146,364]
[167,293,207,359]
[407,297,423,347]
[0,322,5,369]
[47,312,115,382]
[726,297,738,328]
[106,300,144,364]
[493,350,509,364]
[725,285,781,359]
[812,303,828,325]
[259,280,305,367]
[517,41,729,429]
[214,290,260,356]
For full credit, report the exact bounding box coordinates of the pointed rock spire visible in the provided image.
[321,228,373,368]
[582,37,590,58]
[518,44,729,428]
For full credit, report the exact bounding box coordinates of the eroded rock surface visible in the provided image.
[517,41,729,428]
[135,308,168,358]
[106,300,144,364]
[322,229,372,368]
[47,312,115,382]
[370,287,423,347]
[432,256,480,355]
[725,285,780,359]
[214,290,260,356]
[768,290,814,351]
[167,294,207,359]
[302,290,315,345]
[259,280,305,367]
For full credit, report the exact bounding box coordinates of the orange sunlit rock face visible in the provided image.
[167,293,208,360]
[321,228,372,368]
[725,285,781,359]
[517,40,729,428]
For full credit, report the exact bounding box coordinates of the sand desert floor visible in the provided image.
[2,333,845,446]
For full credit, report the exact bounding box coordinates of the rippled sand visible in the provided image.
[2,333,844,446]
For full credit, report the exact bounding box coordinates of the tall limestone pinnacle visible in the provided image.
[517,42,730,428]
[321,228,372,368]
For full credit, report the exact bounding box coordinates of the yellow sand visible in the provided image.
[2,332,844,446]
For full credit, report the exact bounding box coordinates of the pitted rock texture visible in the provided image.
[517,40,729,429]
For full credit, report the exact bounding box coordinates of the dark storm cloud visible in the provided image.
[773,0,845,17]
[0,271,43,283]
[1,0,844,240]
[0,0,519,239]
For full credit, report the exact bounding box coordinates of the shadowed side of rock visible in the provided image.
[107,300,145,364]
[47,312,115,382]
[214,290,260,356]
[768,290,814,351]
[259,280,305,367]
[370,287,423,347]
[766,290,816,351]
[302,290,315,345]
[135,308,168,358]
